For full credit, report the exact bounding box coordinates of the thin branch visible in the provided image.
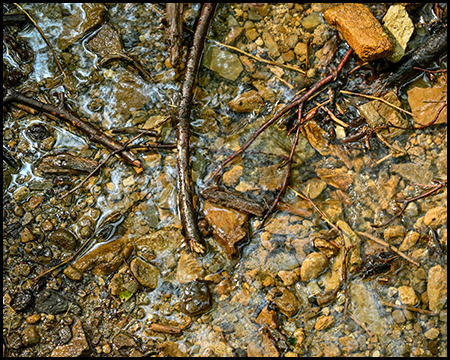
[176,3,217,254]
[3,87,141,167]
[356,232,420,267]
[379,300,434,315]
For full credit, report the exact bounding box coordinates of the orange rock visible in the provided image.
[203,201,248,258]
[324,4,394,61]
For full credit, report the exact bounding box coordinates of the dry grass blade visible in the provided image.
[14,3,74,94]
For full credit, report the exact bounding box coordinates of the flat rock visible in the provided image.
[36,154,99,175]
[176,251,204,284]
[227,90,265,113]
[423,206,447,228]
[383,5,414,63]
[73,237,133,275]
[390,162,433,184]
[349,280,389,336]
[51,319,90,357]
[87,24,123,56]
[202,44,243,81]
[130,257,160,290]
[324,4,394,61]
[58,3,106,50]
[300,252,329,281]
[266,286,300,317]
[204,201,248,258]
[407,74,447,126]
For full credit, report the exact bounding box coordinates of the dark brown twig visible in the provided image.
[165,3,184,68]
[3,87,141,167]
[176,3,217,254]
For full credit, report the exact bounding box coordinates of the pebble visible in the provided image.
[397,285,419,306]
[22,325,40,346]
[63,265,83,281]
[315,315,334,330]
[49,228,78,252]
[266,286,300,317]
[227,90,265,113]
[382,5,414,63]
[52,319,90,356]
[13,186,30,202]
[300,252,329,281]
[202,45,244,81]
[180,280,212,316]
[130,257,160,290]
[383,225,406,245]
[20,227,35,243]
[176,251,204,284]
[427,264,447,313]
[392,309,406,324]
[423,328,440,340]
[113,333,137,349]
[423,206,447,228]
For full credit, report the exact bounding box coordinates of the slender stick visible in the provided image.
[356,232,420,267]
[3,87,141,167]
[379,299,434,315]
[176,3,216,254]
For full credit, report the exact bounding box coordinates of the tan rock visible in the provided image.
[324,4,394,61]
[383,5,414,63]
[259,163,287,191]
[176,251,204,284]
[315,315,334,330]
[316,167,353,192]
[266,286,300,317]
[278,269,299,286]
[300,252,329,281]
[427,265,447,313]
[398,285,419,306]
[424,206,447,228]
[52,319,90,356]
[222,165,243,186]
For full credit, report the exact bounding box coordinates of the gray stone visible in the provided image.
[202,44,243,81]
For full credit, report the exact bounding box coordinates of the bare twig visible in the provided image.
[379,300,434,315]
[3,87,141,167]
[165,3,184,68]
[176,3,216,254]
[356,232,420,267]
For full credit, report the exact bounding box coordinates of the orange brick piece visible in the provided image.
[324,4,394,61]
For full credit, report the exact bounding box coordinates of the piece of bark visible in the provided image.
[166,3,184,68]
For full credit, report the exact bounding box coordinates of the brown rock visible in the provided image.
[73,238,133,275]
[324,4,394,61]
[204,201,248,258]
[316,167,353,191]
[397,285,419,306]
[176,251,204,284]
[424,206,447,228]
[256,306,279,330]
[315,315,334,330]
[87,24,123,56]
[227,90,265,113]
[130,258,160,290]
[51,319,90,357]
[58,4,106,50]
[259,164,287,191]
[266,287,300,317]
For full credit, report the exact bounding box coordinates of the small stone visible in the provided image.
[294,42,308,62]
[301,12,323,32]
[256,306,279,330]
[202,45,243,81]
[399,231,420,251]
[423,207,447,228]
[49,228,78,252]
[382,5,414,63]
[424,328,440,340]
[14,263,31,277]
[245,28,259,41]
[180,281,212,316]
[392,309,406,324]
[13,186,30,202]
[51,319,90,356]
[266,287,300,317]
[214,278,232,296]
[113,333,137,350]
[397,285,419,306]
[26,314,41,325]
[63,266,83,281]
[262,32,280,57]
[338,335,359,353]
[41,219,54,232]
[228,90,265,113]
[223,165,243,186]
[86,24,122,56]
[130,258,160,290]
[300,252,329,281]
[22,325,40,346]
[278,269,299,286]
[20,227,35,243]
[28,196,43,210]
[427,265,447,313]
[226,26,244,45]
[384,225,406,244]
[176,251,204,284]
[315,315,334,330]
